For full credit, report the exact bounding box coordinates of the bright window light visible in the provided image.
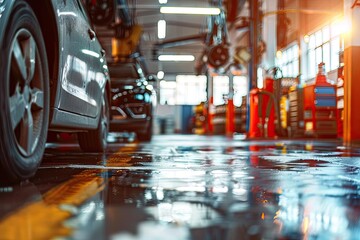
[158,55,195,61]
[160,80,176,105]
[257,68,264,89]
[158,20,166,39]
[213,76,229,106]
[157,71,165,79]
[332,18,351,36]
[159,0,167,4]
[176,75,207,105]
[160,7,221,15]
[340,19,352,35]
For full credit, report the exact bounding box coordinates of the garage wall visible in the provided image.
[282,0,343,47]
[302,0,343,34]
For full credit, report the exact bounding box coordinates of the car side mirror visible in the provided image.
[146,74,158,82]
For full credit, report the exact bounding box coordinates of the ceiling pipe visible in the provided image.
[153,33,207,49]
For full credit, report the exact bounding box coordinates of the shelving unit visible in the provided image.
[288,87,305,137]
[303,83,337,137]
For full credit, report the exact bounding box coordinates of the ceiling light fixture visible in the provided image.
[157,71,165,79]
[303,34,310,43]
[159,0,167,4]
[160,7,221,15]
[158,55,195,61]
[158,20,166,39]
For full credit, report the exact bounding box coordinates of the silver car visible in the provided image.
[0,0,111,182]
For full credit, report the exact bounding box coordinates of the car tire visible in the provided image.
[137,116,153,142]
[0,1,50,182]
[78,91,109,152]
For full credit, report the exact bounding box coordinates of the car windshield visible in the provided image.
[110,63,140,80]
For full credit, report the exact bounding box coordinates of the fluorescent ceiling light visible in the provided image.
[158,20,166,39]
[158,55,195,61]
[160,7,221,15]
[159,0,167,4]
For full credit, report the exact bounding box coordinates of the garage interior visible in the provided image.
[1,0,360,239]
[91,0,359,142]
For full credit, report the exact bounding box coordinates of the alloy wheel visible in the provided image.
[9,29,44,157]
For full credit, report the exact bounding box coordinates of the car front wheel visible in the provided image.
[137,110,153,142]
[0,1,50,182]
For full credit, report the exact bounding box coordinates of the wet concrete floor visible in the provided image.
[1,134,360,239]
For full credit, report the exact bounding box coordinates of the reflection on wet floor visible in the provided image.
[1,135,360,239]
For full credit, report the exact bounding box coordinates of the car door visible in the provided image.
[76,0,106,116]
[56,0,98,118]
[79,0,107,109]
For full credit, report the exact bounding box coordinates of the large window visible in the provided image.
[176,75,207,105]
[159,80,176,105]
[160,75,248,106]
[275,44,299,78]
[213,76,230,106]
[213,75,248,107]
[159,75,207,105]
[306,20,343,79]
[233,76,248,107]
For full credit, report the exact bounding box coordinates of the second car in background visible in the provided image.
[109,58,156,141]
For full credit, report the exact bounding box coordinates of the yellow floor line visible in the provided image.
[0,144,138,240]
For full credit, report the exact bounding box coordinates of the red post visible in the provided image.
[226,99,235,135]
[207,96,214,134]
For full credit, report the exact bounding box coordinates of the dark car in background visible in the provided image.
[0,0,111,182]
[109,59,156,141]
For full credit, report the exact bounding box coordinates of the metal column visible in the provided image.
[344,0,360,143]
